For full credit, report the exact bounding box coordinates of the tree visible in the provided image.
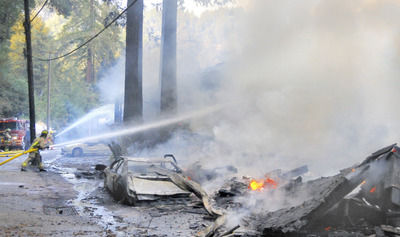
[160,0,177,115]
[0,0,25,117]
[58,0,123,84]
[8,15,52,120]
[3,0,125,129]
[123,0,143,123]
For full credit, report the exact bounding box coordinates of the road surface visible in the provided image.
[0,149,211,236]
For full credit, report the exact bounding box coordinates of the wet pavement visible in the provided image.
[0,149,212,236]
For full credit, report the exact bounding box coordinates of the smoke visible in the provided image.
[97,57,125,105]
[94,0,400,179]
[183,0,400,177]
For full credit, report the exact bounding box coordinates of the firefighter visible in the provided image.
[3,128,11,152]
[21,130,49,172]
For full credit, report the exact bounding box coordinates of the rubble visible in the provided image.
[208,144,400,236]
[102,143,400,236]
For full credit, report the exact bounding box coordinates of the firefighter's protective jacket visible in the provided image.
[29,136,48,151]
[4,131,11,141]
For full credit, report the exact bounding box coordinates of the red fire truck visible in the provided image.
[0,118,30,151]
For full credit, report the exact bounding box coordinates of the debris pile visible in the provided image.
[209,144,400,236]
[103,143,400,236]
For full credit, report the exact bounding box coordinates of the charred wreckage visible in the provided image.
[102,143,400,236]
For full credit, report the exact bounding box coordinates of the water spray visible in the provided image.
[56,104,113,138]
[52,105,222,148]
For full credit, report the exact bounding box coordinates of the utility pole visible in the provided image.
[46,52,51,131]
[86,0,95,83]
[160,0,177,115]
[24,0,36,143]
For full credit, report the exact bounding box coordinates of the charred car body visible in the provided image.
[103,155,191,205]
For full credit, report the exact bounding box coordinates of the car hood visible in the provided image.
[128,176,190,199]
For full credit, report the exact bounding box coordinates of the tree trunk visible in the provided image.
[160,0,177,115]
[123,0,143,123]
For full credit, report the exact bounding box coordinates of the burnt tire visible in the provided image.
[113,176,126,201]
[72,148,83,157]
[113,176,135,205]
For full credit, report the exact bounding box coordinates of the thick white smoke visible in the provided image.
[98,0,400,179]
[193,0,400,176]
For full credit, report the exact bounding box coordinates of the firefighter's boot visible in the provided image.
[39,162,46,172]
[21,162,27,172]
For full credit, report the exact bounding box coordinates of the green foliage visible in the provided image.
[0,0,25,117]
[48,0,73,16]
[0,0,124,130]
[58,0,123,82]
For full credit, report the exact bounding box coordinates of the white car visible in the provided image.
[61,142,111,157]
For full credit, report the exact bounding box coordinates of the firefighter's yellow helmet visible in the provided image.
[41,130,48,136]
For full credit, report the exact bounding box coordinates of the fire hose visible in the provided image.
[0,150,24,155]
[0,150,25,157]
[0,148,38,166]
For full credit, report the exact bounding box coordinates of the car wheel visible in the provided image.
[72,148,83,157]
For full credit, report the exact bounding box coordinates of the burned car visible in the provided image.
[103,155,191,205]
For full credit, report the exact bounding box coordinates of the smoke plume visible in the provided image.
[187,0,400,177]
[95,0,400,179]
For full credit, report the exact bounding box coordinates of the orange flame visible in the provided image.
[249,179,265,191]
[265,177,278,189]
[325,226,331,231]
[249,177,278,191]
[370,186,376,193]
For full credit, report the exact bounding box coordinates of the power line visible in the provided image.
[31,0,49,22]
[35,0,138,62]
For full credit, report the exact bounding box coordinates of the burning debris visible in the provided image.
[206,144,400,236]
[100,143,400,236]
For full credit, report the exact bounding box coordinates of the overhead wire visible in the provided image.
[31,0,49,23]
[35,0,139,62]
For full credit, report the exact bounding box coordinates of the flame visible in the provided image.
[325,226,331,231]
[361,180,366,185]
[249,179,265,191]
[249,177,278,191]
[370,186,376,193]
[265,177,278,189]
[351,168,356,172]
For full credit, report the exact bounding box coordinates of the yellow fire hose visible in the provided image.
[0,150,25,157]
[0,148,38,166]
[0,150,24,155]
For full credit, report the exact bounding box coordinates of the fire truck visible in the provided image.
[0,118,30,151]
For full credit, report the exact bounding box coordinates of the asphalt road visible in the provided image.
[0,149,212,236]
